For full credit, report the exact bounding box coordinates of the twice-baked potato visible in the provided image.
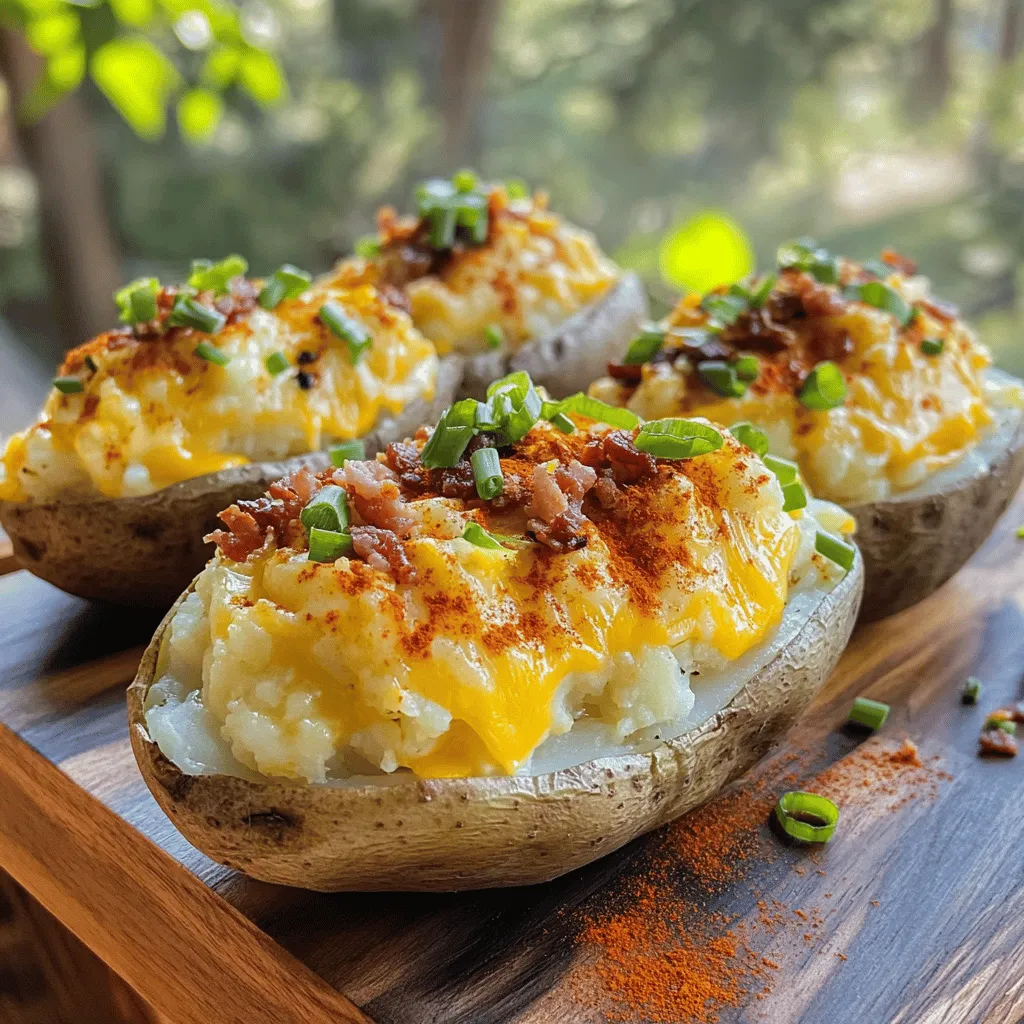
[341,173,647,400]
[590,243,1024,620]
[0,257,461,606]
[128,374,862,891]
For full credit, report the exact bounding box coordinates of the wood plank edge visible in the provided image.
[0,724,374,1024]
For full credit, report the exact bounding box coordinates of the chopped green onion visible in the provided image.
[320,302,372,363]
[848,696,890,730]
[428,204,458,249]
[307,526,352,563]
[764,454,798,485]
[329,439,366,467]
[503,386,543,443]
[798,361,847,410]
[355,236,381,259]
[455,192,488,244]
[258,264,312,309]
[781,480,807,513]
[484,324,504,350]
[420,413,475,469]
[193,341,231,366]
[1017,525,1024,539]
[114,277,160,325]
[168,295,226,334]
[962,677,982,705]
[550,411,576,434]
[474,397,499,431]
[53,376,84,394]
[698,360,748,397]
[265,351,289,375]
[446,397,482,429]
[84,355,99,374]
[815,531,856,572]
[986,716,1017,735]
[774,791,839,844]
[634,418,724,460]
[300,485,350,534]
[920,338,944,356]
[471,447,503,500]
[749,274,777,307]
[188,254,248,295]
[862,258,892,279]
[554,393,640,430]
[845,281,915,327]
[453,168,478,193]
[486,370,532,402]
[777,240,838,284]
[462,522,509,550]
[506,178,530,200]
[730,422,769,457]
[624,325,665,365]
[734,355,760,382]
[701,292,747,327]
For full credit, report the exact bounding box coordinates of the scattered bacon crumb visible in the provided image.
[979,728,1018,757]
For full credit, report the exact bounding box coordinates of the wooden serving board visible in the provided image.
[2,488,1024,1024]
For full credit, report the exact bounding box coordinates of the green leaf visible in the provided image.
[90,38,179,139]
[26,11,80,55]
[238,48,285,105]
[202,44,241,88]
[177,88,222,143]
[46,42,85,90]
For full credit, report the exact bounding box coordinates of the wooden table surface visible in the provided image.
[1,483,1024,1024]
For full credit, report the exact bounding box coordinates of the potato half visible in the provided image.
[0,356,462,608]
[127,555,862,892]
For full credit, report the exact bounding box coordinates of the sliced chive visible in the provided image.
[1017,525,1024,539]
[734,354,760,382]
[848,696,890,730]
[921,337,944,356]
[453,168,478,193]
[764,454,798,485]
[329,439,366,467]
[986,716,1017,735]
[774,791,839,844]
[470,447,503,500]
[320,301,372,363]
[556,393,640,430]
[307,526,352,563]
[168,295,226,334]
[634,418,724,460]
[701,291,747,328]
[484,324,504,350]
[258,264,312,310]
[799,361,847,411]
[188,254,248,295]
[777,239,838,284]
[505,178,530,200]
[550,411,576,434]
[53,376,84,394]
[420,413,475,469]
[355,235,381,259]
[749,273,777,307]
[300,485,350,534]
[84,355,99,374]
[781,480,807,513]
[730,421,769,457]
[815,530,856,571]
[698,360,748,397]
[265,351,289,375]
[503,386,543,443]
[624,325,666,365]
[845,281,915,327]
[862,258,892,279]
[462,522,509,550]
[114,277,160,325]
[193,341,231,366]
[962,677,982,705]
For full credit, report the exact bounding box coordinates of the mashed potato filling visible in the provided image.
[146,420,851,782]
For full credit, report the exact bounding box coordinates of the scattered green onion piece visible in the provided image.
[462,522,508,551]
[634,418,724,460]
[845,281,915,327]
[505,179,530,200]
[420,413,475,469]
[53,376,84,394]
[920,338,944,356]
[554,393,640,430]
[503,386,543,443]
[777,239,838,284]
[484,324,504,350]
[188,254,248,295]
[799,361,847,411]
[258,264,312,309]
[624,325,665,365]
[474,397,499,431]
[114,277,160,325]
[848,696,890,731]
[265,351,289,375]
[354,236,381,259]
[701,291,747,327]
[455,192,489,244]
[471,447,504,500]
[749,274,777,307]
[1017,525,1024,539]
[862,258,892,279]
[815,531,856,572]
[781,480,808,513]
[329,439,366,467]
[763,454,798,485]
[168,295,226,334]
[453,168,477,193]
[730,422,769,457]
[734,355,760,382]
[300,484,350,534]
[698,360,748,398]
[307,526,352,563]
[84,355,99,374]
[428,204,457,249]
[774,791,839,844]
[193,341,231,366]
[487,370,533,402]
[962,677,982,705]
[986,716,1017,735]
[550,411,576,434]
[320,301,372,363]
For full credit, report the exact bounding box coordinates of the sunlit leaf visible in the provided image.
[177,86,222,142]
[201,43,240,87]
[108,0,154,26]
[659,210,754,294]
[47,41,85,90]
[25,10,79,55]
[90,38,179,139]
[238,47,285,105]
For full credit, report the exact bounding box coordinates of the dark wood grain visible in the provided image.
[2,488,1024,1023]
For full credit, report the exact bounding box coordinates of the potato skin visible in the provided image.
[127,555,862,892]
[852,407,1024,622]
[458,273,647,401]
[0,356,463,608]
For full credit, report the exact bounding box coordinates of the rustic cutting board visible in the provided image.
[2,485,1024,1024]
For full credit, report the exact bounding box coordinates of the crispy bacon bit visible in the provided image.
[350,526,416,582]
[528,508,589,552]
[979,728,1018,757]
[592,472,623,510]
[208,506,263,562]
[881,249,917,276]
[584,431,657,486]
[787,271,846,318]
[1010,702,1024,724]
[338,460,420,537]
[526,459,595,551]
[606,362,644,384]
[385,441,429,492]
[528,464,569,522]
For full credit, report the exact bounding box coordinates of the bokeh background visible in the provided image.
[1,0,1023,430]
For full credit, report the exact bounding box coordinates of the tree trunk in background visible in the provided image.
[0,28,120,350]
[999,0,1021,62]
[909,0,953,120]
[433,0,502,169]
